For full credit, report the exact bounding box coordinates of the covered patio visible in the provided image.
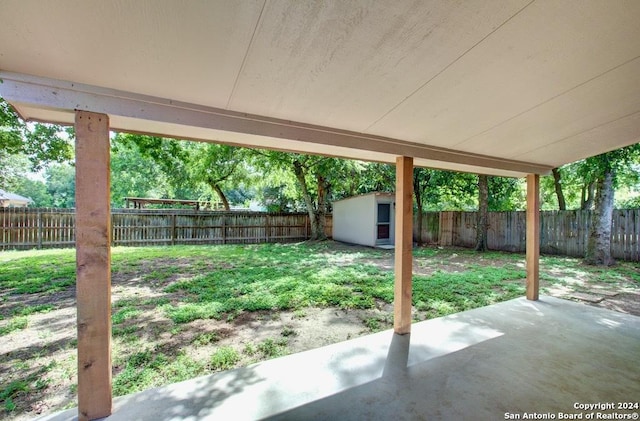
[1,1,639,420]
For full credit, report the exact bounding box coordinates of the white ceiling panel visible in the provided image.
[460,57,640,162]
[0,0,263,107]
[227,0,529,131]
[369,0,640,145]
[1,0,639,176]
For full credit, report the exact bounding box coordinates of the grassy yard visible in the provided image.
[1,241,638,420]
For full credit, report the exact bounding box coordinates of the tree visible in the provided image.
[413,168,430,245]
[475,174,489,251]
[583,144,640,266]
[186,143,249,211]
[115,134,252,209]
[110,138,173,206]
[45,163,76,208]
[0,152,29,190]
[12,177,53,207]
[251,151,356,240]
[0,98,73,174]
[551,168,567,210]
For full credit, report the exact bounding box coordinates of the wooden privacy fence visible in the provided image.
[416,209,639,261]
[1,208,638,261]
[0,208,332,250]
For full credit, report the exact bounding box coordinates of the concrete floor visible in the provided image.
[41,296,640,421]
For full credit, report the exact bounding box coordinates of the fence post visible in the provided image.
[37,210,43,249]
[265,214,270,243]
[171,214,177,246]
[222,216,227,245]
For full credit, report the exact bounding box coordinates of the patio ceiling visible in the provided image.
[1,0,640,177]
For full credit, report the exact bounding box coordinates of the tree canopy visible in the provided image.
[3,94,639,264]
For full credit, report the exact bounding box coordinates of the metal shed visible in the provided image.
[332,192,395,247]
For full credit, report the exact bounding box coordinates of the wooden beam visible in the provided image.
[0,71,553,176]
[526,173,540,301]
[394,156,413,334]
[75,111,112,420]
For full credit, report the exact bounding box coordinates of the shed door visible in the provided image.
[377,203,390,240]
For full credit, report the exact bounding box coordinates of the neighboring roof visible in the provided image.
[1,1,639,177]
[0,189,32,204]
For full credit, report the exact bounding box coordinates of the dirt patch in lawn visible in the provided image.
[1,242,638,420]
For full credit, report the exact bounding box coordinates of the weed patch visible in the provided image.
[0,315,28,336]
[210,347,239,371]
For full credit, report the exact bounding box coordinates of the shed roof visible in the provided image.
[1,1,639,177]
[333,192,395,204]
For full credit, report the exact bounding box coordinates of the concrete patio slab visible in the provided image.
[40,296,640,421]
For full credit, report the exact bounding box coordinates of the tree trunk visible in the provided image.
[211,184,230,211]
[581,181,595,210]
[315,174,329,240]
[413,171,424,245]
[585,170,615,266]
[475,174,489,252]
[292,160,319,239]
[552,168,566,210]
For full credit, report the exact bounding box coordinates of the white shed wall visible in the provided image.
[332,193,395,247]
[332,194,376,246]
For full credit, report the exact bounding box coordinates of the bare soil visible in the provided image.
[1,244,638,420]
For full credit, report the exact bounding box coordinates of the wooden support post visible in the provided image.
[75,111,112,420]
[394,156,413,334]
[526,174,540,301]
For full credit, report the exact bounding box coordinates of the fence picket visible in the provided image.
[1,208,638,261]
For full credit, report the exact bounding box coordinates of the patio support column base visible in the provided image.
[526,173,540,301]
[75,111,113,420]
[394,156,413,334]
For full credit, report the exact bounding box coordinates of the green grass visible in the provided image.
[0,361,57,412]
[256,338,288,359]
[193,332,219,346]
[113,351,206,396]
[209,347,239,371]
[0,315,28,336]
[112,307,142,324]
[2,242,639,416]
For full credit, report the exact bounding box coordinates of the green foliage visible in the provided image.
[0,98,73,166]
[13,304,54,316]
[11,177,53,207]
[0,152,30,191]
[2,242,639,419]
[193,332,219,346]
[581,145,640,186]
[0,360,58,413]
[112,307,142,325]
[0,380,29,410]
[412,265,526,316]
[163,302,225,324]
[0,249,76,294]
[543,145,640,211]
[113,351,205,396]
[209,347,239,370]
[110,137,174,206]
[44,163,76,208]
[0,316,28,336]
[257,338,287,359]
